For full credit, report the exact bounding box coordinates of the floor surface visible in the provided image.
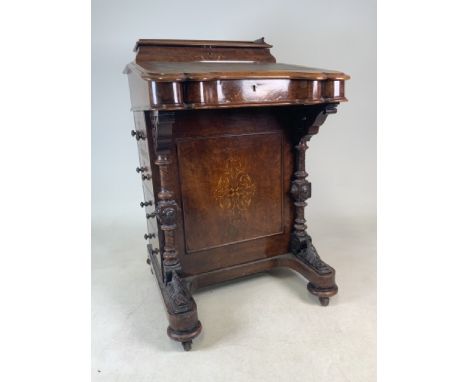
[92,215,376,381]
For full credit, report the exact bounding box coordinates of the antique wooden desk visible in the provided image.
[125,38,349,351]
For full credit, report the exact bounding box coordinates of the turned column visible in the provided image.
[150,111,181,282]
[291,136,312,241]
[150,111,200,349]
[289,104,338,275]
[154,153,180,280]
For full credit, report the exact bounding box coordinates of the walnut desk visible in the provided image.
[124,38,349,351]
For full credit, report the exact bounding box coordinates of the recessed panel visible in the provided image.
[177,132,283,253]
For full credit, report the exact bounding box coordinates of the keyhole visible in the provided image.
[252,85,256,92]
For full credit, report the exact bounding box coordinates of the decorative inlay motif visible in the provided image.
[214,158,256,214]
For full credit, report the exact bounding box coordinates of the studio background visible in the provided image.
[92,0,376,381]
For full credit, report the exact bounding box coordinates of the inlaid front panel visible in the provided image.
[177,132,283,253]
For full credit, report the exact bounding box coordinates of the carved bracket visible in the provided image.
[290,103,338,144]
[165,271,194,314]
[291,233,332,275]
[151,111,175,153]
[289,103,338,274]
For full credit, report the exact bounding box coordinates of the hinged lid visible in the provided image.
[125,38,350,111]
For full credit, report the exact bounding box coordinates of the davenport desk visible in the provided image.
[124,38,349,351]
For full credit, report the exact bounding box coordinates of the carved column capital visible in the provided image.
[151,111,176,154]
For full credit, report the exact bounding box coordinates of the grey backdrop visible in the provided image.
[92,1,375,380]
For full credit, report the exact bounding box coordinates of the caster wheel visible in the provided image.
[182,341,192,351]
[319,297,329,306]
[146,258,151,265]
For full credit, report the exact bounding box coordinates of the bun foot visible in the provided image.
[307,282,337,306]
[167,322,202,351]
[319,297,329,306]
[182,341,192,351]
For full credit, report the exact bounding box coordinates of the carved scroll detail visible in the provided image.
[166,272,194,314]
[290,104,338,275]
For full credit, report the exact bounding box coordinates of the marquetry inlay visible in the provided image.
[213,158,256,214]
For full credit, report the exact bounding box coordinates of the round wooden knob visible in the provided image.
[130,130,146,140]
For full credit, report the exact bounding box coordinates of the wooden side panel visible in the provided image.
[177,132,283,253]
[172,108,294,275]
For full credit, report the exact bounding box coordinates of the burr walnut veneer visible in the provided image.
[125,38,349,351]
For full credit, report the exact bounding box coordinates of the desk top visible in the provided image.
[125,38,349,110]
[129,61,349,82]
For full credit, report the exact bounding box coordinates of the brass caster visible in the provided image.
[319,297,329,306]
[182,341,192,351]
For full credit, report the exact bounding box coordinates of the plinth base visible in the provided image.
[148,247,337,350]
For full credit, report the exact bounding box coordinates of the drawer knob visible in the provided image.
[144,233,156,240]
[146,212,157,219]
[136,166,147,173]
[140,200,153,208]
[141,174,152,180]
[131,130,146,141]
